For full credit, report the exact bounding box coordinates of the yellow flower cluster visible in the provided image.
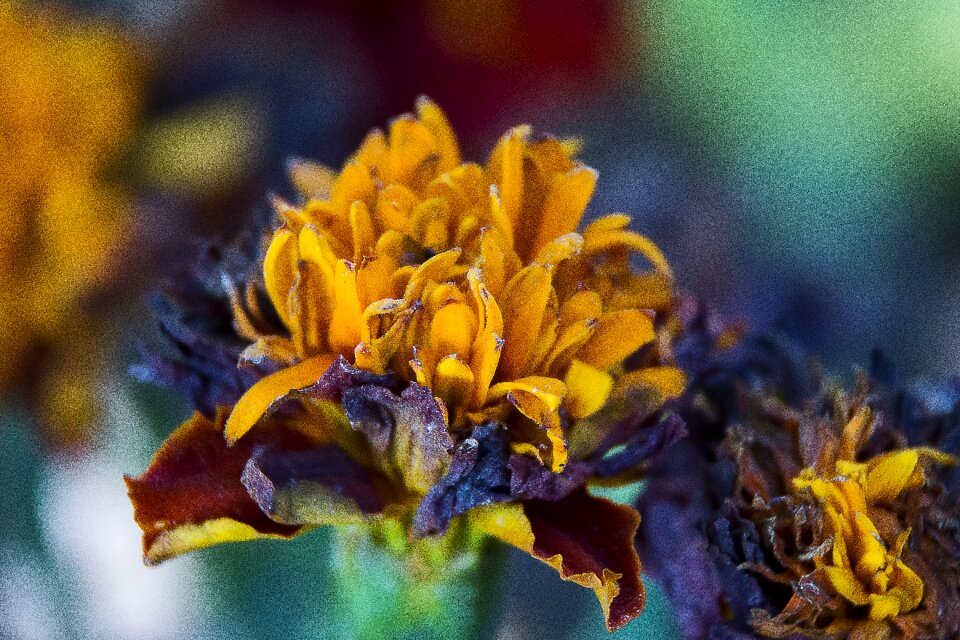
[0,3,140,442]
[224,97,678,472]
[793,407,955,632]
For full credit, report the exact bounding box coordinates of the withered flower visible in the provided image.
[637,308,960,640]
[127,99,684,631]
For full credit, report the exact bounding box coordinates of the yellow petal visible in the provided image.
[416,95,461,171]
[349,199,377,260]
[852,513,887,582]
[263,228,297,327]
[144,518,294,566]
[327,260,363,356]
[499,264,552,381]
[890,560,924,611]
[564,359,614,420]
[471,502,535,551]
[823,565,871,606]
[867,593,901,620]
[434,355,476,413]
[287,157,336,200]
[576,310,655,370]
[531,167,597,259]
[533,232,584,269]
[225,354,336,444]
[431,301,478,359]
[866,449,919,504]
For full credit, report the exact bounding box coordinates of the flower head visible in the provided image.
[127,99,683,631]
[637,313,960,640]
[0,4,140,445]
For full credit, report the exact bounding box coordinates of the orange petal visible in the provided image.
[430,301,478,359]
[263,228,297,327]
[415,96,461,171]
[533,232,584,269]
[349,199,377,260]
[564,359,614,420]
[468,269,504,407]
[403,248,463,302]
[487,125,530,227]
[287,157,336,200]
[531,167,597,258]
[387,115,437,187]
[576,310,655,370]
[409,197,451,254]
[225,355,336,444]
[617,366,687,399]
[327,260,363,356]
[499,264,552,381]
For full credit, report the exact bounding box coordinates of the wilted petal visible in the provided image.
[593,414,687,479]
[507,454,591,501]
[412,423,512,537]
[241,445,395,525]
[476,490,645,632]
[341,383,453,493]
[125,410,313,565]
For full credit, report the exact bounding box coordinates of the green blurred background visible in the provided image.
[2,0,959,637]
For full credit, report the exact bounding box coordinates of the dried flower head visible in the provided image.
[637,311,960,640]
[127,99,683,631]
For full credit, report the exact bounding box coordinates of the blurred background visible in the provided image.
[1,0,958,638]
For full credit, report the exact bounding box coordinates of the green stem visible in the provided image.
[327,521,506,640]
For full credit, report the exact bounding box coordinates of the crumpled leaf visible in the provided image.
[341,383,454,493]
[125,409,312,565]
[412,422,512,537]
[241,444,396,526]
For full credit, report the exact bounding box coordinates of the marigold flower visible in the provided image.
[127,99,683,631]
[0,4,140,445]
[637,312,960,640]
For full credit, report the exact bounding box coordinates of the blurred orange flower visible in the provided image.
[0,3,140,445]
